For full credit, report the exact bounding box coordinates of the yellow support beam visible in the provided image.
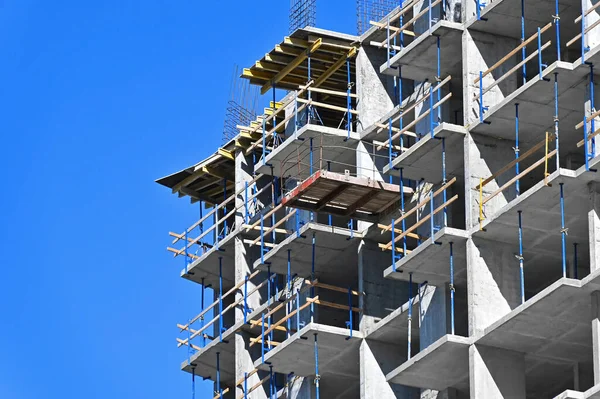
[218,148,234,161]
[314,47,357,88]
[261,38,322,95]
[201,166,234,181]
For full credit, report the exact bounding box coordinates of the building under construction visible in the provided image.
[156,0,600,397]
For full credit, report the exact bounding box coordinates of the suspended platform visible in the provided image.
[386,335,471,392]
[281,170,412,222]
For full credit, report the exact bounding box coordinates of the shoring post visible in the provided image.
[449,242,455,335]
[428,0,432,30]
[260,214,265,264]
[560,183,568,278]
[244,372,248,399]
[436,36,441,126]
[308,53,312,123]
[310,137,314,222]
[521,0,526,84]
[347,57,352,140]
[314,334,320,399]
[328,161,332,225]
[538,27,547,79]
[272,86,277,140]
[216,352,222,399]
[388,117,393,184]
[184,229,189,273]
[429,79,434,139]
[244,275,248,324]
[407,272,413,360]
[222,179,228,237]
[287,249,292,339]
[591,64,596,161]
[269,365,274,399]
[218,257,224,342]
[479,71,488,123]
[515,103,521,196]
[296,292,301,334]
[400,168,407,255]
[554,0,561,60]
[262,117,267,165]
[192,365,196,399]
[518,211,525,304]
[392,216,397,270]
[261,312,266,363]
[430,190,435,242]
[346,287,353,338]
[582,0,588,64]
[214,207,219,250]
[244,181,249,224]
[201,278,206,347]
[386,15,391,68]
[554,73,560,171]
[442,138,448,226]
[311,232,316,321]
[294,90,299,137]
[574,243,579,279]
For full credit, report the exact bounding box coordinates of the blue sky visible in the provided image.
[0,1,355,398]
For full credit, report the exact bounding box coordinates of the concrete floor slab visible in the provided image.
[384,227,468,285]
[181,227,237,289]
[386,335,471,391]
[473,169,590,291]
[364,295,420,346]
[470,61,587,150]
[255,322,362,378]
[383,123,466,183]
[466,0,581,41]
[256,124,360,179]
[379,21,464,82]
[181,332,236,386]
[254,222,362,286]
[476,278,591,363]
[586,384,600,398]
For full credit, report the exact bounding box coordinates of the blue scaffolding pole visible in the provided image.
[314,334,320,399]
[518,210,525,304]
[449,242,455,335]
[560,183,568,278]
[515,103,521,196]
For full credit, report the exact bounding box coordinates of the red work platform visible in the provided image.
[281,170,408,222]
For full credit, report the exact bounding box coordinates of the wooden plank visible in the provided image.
[576,2,600,23]
[379,177,457,233]
[577,127,600,147]
[249,297,317,347]
[475,134,555,190]
[382,195,459,251]
[297,98,359,114]
[306,280,362,296]
[475,22,553,84]
[301,85,358,98]
[378,0,442,48]
[378,242,412,254]
[167,247,199,260]
[249,209,297,246]
[576,108,600,130]
[377,91,453,150]
[309,298,361,313]
[482,150,557,205]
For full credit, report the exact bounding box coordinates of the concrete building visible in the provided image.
[157,1,600,398]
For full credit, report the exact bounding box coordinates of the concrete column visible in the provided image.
[358,239,411,332]
[234,149,267,399]
[419,285,450,350]
[592,291,600,385]
[469,345,526,399]
[356,46,396,133]
[462,30,517,127]
[589,183,600,273]
[360,340,419,398]
[466,237,521,337]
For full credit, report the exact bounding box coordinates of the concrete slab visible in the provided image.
[383,227,468,285]
[254,222,362,286]
[554,390,585,399]
[379,21,464,82]
[386,335,471,391]
[256,124,360,179]
[573,44,600,73]
[470,61,587,150]
[364,296,420,346]
[586,384,600,398]
[466,0,581,41]
[473,169,590,291]
[476,278,592,363]
[383,123,467,182]
[181,227,237,289]
[255,322,361,378]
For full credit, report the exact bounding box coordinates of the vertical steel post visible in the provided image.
[400,168,407,255]
[555,0,561,60]
[449,242,455,335]
[311,232,316,322]
[430,190,435,242]
[218,257,223,342]
[555,73,560,171]
[314,334,320,399]
[244,275,248,324]
[192,366,196,399]
[574,243,579,279]
[515,103,520,196]
[521,0,526,84]
[442,138,447,226]
[201,278,206,347]
[407,272,413,360]
[287,249,292,339]
[216,352,222,398]
[347,57,352,140]
[518,211,525,304]
[560,183,567,278]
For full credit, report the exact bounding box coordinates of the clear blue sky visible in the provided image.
[0,1,356,398]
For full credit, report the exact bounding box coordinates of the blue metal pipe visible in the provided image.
[574,243,579,279]
[515,103,520,196]
[560,183,567,278]
[192,366,196,399]
[219,257,223,342]
[287,249,292,339]
[314,334,320,399]
[400,168,407,255]
[449,242,455,335]
[347,57,352,140]
[555,0,561,60]
[521,0,526,84]
[430,190,435,243]
[216,352,222,398]
[442,138,447,226]
[201,278,206,347]
[554,73,560,171]
[311,233,316,321]
[408,272,413,360]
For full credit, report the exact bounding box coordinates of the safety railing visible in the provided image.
[177,262,276,353]
[567,1,600,64]
[474,132,556,229]
[167,173,271,270]
[370,0,441,69]
[375,76,452,151]
[475,22,554,123]
[249,278,362,365]
[378,177,458,267]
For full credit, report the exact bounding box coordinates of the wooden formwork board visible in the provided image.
[281,170,406,221]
